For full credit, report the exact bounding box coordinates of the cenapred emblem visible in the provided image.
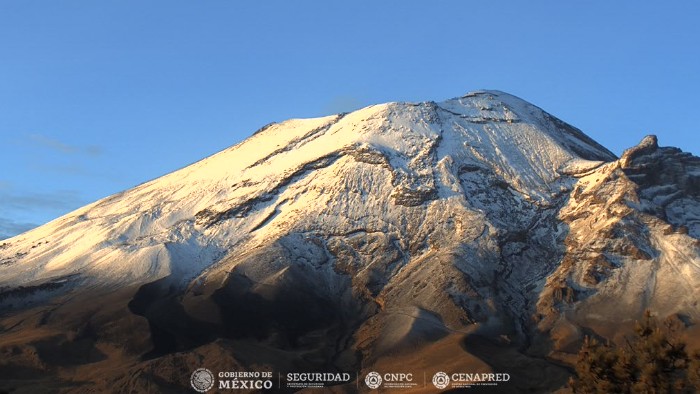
[364,371,382,389]
[190,368,215,393]
[432,371,450,389]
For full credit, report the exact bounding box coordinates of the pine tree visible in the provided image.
[570,310,700,393]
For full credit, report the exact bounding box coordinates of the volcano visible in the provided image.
[1,90,699,393]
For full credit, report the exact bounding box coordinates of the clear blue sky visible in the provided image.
[1,1,699,239]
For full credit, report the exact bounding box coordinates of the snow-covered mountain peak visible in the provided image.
[0,91,619,289]
[1,91,699,393]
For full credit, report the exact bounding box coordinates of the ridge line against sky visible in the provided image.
[1,1,699,239]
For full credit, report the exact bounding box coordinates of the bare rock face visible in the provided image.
[0,91,698,393]
[620,134,658,168]
[535,134,700,366]
[621,135,700,237]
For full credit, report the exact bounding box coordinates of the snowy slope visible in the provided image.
[1,90,698,393]
[0,90,614,289]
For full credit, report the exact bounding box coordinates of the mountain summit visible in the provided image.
[1,91,698,393]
